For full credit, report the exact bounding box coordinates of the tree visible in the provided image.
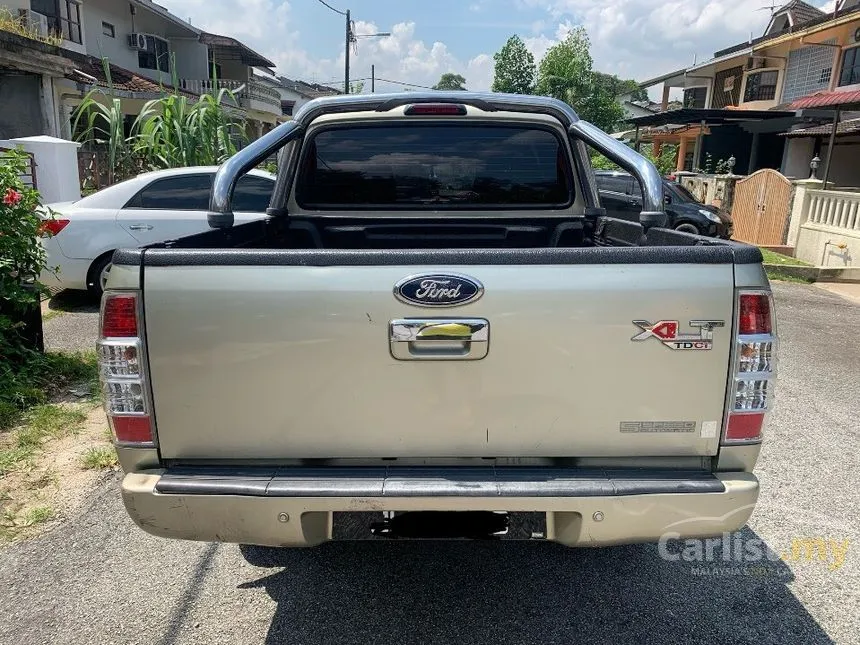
[491,35,535,95]
[350,80,364,94]
[535,27,624,133]
[593,72,648,103]
[433,73,467,91]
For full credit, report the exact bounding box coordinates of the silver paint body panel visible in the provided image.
[143,262,735,460]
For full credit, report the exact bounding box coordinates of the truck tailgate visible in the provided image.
[142,257,734,460]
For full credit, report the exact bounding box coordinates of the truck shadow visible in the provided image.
[239,526,833,645]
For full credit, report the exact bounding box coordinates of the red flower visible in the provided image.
[3,188,22,206]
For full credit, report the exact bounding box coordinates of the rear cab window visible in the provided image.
[294,123,574,211]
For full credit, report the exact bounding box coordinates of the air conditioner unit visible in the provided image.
[746,57,767,71]
[127,33,149,51]
[18,9,49,37]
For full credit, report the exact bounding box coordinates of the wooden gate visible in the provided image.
[730,169,793,245]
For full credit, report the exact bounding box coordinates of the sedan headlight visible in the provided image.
[699,209,722,223]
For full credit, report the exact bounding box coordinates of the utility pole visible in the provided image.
[344,9,351,94]
[371,65,375,93]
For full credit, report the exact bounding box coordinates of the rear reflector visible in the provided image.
[111,415,153,444]
[404,103,467,116]
[726,412,764,441]
[739,294,772,335]
[101,294,138,337]
[39,219,70,237]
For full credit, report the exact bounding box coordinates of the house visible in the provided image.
[634,0,860,184]
[0,0,282,141]
[255,74,341,118]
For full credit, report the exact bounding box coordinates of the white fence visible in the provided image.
[805,190,860,231]
[794,188,860,266]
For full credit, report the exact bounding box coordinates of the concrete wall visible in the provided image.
[0,73,44,139]
[781,137,815,180]
[171,37,208,80]
[796,224,859,267]
[821,138,860,188]
[0,135,81,203]
[80,0,204,84]
[275,86,312,116]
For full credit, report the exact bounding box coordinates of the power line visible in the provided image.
[315,0,347,16]
[376,77,437,90]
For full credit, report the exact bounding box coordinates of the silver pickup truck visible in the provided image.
[100,93,776,549]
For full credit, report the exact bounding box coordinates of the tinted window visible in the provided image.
[297,125,572,209]
[126,175,212,210]
[596,175,630,194]
[234,175,275,212]
[666,182,699,203]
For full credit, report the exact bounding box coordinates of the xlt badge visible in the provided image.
[631,319,724,351]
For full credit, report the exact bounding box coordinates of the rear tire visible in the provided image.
[674,222,701,235]
[87,253,113,298]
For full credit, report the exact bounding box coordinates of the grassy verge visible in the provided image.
[760,248,812,266]
[81,446,118,470]
[1,350,99,475]
[0,350,99,432]
[766,270,815,284]
[760,248,815,284]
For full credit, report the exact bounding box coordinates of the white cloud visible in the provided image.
[158,0,837,97]
[158,1,493,92]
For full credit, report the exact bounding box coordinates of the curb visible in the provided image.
[763,264,860,283]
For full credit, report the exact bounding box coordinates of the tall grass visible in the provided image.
[74,58,245,181]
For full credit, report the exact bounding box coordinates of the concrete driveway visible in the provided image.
[3,282,858,644]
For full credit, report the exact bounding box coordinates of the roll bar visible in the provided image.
[208,92,666,230]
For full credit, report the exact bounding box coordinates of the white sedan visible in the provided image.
[40,166,276,296]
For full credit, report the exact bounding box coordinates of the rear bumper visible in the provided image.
[122,467,759,547]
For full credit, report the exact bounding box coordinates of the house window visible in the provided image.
[839,47,860,87]
[781,41,836,103]
[102,21,114,38]
[744,70,779,102]
[30,0,82,44]
[139,36,171,74]
[683,86,707,108]
[281,101,295,117]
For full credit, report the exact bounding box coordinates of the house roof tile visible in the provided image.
[782,117,860,137]
[63,52,197,97]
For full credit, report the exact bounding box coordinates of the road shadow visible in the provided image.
[45,289,99,314]
[240,527,832,645]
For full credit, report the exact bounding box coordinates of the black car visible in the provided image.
[594,170,733,238]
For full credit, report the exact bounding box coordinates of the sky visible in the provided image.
[158,0,839,98]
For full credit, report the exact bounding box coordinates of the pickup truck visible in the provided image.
[99,93,776,549]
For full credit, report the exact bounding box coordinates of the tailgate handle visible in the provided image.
[389,318,489,360]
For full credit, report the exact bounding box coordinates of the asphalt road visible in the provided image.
[4,282,858,644]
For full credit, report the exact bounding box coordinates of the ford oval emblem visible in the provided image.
[394,273,484,308]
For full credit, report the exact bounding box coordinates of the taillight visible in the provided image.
[39,219,70,237]
[404,103,467,116]
[738,293,772,334]
[98,292,154,447]
[723,290,776,443]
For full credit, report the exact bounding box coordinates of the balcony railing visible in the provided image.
[179,79,281,114]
